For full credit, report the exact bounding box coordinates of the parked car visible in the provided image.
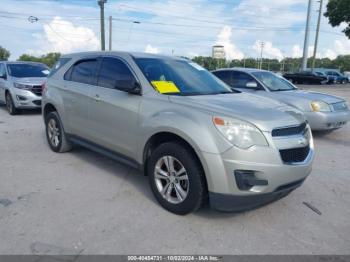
[315,71,336,84]
[283,71,328,85]
[325,71,348,84]
[0,61,49,115]
[343,71,350,82]
[43,52,314,215]
[212,68,350,131]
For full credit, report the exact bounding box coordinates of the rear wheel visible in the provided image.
[147,142,207,215]
[45,111,72,153]
[5,92,19,115]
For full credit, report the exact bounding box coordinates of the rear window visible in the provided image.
[49,58,71,77]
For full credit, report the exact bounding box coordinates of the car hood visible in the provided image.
[169,93,305,132]
[269,89,344,104]
[12,77,46,86]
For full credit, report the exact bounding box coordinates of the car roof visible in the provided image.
[212,67,269,73]
[61,51,188,62]
[2,61,47,66]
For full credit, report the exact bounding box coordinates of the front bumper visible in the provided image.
[305,110,350,130]
[210,178,305,212]
[11,89,42,109]
[201,126,314,212]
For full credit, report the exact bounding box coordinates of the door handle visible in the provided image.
[94,94,101,102]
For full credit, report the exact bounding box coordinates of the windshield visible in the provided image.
[134,58,232,96]
[7,63,49,78]
[252,71,296,91]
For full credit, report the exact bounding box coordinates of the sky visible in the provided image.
[0,0,350,61]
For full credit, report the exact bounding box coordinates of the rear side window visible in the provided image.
[213,70,232,86]
[67,59,99,85]
[49,58,71,77]
[97,57,135,90]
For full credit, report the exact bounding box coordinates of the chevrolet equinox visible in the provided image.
[42,51,314,215]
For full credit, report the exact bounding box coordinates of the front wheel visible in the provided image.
[45,111,72,153]
[5,92,19,115]
[147,142,208,215]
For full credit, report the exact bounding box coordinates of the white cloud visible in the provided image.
[187,52,199,58]
[27,17,99,56]
[324,49,337,60]
[291,44,314,58]
[334,39,350,54]
[215,26,244,60]
[292,45,302,58]
[1,0,349,60]
[252,40,283,60]
[40,17,100,54]
[145,44,160,54]
[291,38,350,60]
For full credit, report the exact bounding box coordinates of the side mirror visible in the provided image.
[246,81,258,89]
[0,73,6,80]
[115,79,141,95]
[128,82,142,95]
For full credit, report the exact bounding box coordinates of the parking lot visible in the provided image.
[0,84,349,255]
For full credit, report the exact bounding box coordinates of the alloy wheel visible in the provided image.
[154,156,189,204]
[47,118,60,147]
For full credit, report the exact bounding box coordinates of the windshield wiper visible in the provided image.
[229,88,241,93]
[271,88,294,92]
[215,90,236,94]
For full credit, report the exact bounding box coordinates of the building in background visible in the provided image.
[212,45,225,59]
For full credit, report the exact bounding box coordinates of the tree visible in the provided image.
[324,0,350,39]
[17,52,61,67]
[0,46,10,61]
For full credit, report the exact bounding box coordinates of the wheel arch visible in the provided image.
[142,131,209,196]
[43,103,57,120]
[144,132,206,173]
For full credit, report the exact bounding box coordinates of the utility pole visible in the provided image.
[302,0,312,71]
[259,41,265,70]
[109,15,112,51]
[311,0,323,72]
[98,0,107,51]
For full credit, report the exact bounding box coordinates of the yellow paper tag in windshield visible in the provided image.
[151,81,180,94]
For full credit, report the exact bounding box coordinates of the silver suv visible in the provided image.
[0,61,49,115]
[43,51,314,215]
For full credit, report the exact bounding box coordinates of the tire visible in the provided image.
[45,111,72,153]
[147,142,208,215]
[5,92,19,115]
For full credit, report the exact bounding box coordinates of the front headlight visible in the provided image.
[13,82,31,90]
[213,116,268,149]
[311,101,331,112]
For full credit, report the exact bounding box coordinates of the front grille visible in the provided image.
[272,122,307,137]
[332,102,348,111]
[30,85,42,96]
[279,146,310,163]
